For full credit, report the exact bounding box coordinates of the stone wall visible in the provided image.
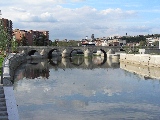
[2,53,27,86]
[120,54,160,67]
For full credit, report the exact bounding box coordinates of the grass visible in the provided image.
[0,55,4,75]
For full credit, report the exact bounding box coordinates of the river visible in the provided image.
[13,56,160,120]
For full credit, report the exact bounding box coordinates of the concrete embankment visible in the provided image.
[1,53,26,120]
[120,54,160,67]
[120,54,160,79]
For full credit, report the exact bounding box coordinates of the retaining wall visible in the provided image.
[2,53,27,85]
[120,54,160,67]
[1,53,26,120]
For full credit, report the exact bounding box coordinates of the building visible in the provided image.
[13,29,33,45]
[0,18,13,39]
[98,38,126,46]
[146,37,159,46]
[13,29,49,46]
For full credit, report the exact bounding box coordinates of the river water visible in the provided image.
[13,56,160,120]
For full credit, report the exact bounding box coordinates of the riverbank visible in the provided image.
[1,53,25,120]
[120,54,160,67]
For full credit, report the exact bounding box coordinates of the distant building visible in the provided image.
[94,37,126,46]
[146,37,159,46]
[0,18,13,39]
[13,29,49,46]
[13,29,33,45]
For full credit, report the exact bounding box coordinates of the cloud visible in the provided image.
[127,26,151,33]
[1,0,160,40]
[10,7,26,12]
[14,61,160,120]
[100,8,137,19]
[18,12,58,23]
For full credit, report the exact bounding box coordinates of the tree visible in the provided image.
[33,34,48,46]
[21,36,28,46]
[11,36,18,52]
[0,20,10,52]
[139,40,147,46]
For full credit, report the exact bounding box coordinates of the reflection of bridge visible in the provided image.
[14,57,120,81]
[18,46,121,58]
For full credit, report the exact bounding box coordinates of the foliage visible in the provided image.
[53,40,81,46]
[139,40,147,46]
[21,36,28,46]
[121,36,146,43]
[11,37,18,52]
[33,34,48,46]
[0,20,10,51]
[0,55,4,74]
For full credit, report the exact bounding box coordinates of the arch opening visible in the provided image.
[92,49,107,66]
[28,50,38,56]
[70,49,84,58]
[48,49,59,59]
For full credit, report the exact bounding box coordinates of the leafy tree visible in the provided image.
[33,37,39,46]
[121,36,146,43]
[11,37,18,52]
[21,36,28,46]
[0,20,10,51]
[139,40,147,46]
[33,34,48,46]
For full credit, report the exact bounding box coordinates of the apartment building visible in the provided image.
[0,18,13,39]
[13,29,49,46]
[13,29,33,45]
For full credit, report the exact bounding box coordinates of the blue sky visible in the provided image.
[1,0,160,40]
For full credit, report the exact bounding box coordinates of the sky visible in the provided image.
[1,0,160,40]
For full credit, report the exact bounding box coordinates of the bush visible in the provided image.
[0,56,4,74]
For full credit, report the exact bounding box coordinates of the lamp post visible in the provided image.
[158,37,160,49]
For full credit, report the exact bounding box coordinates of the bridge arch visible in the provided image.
[100,49,107,58]
[99,49,107,65]
[69,49,84,58]
[69,56,84,66]
[48,49,60,59]
[28,50,38,56]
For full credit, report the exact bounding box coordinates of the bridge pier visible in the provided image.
[84,57,92,67]
[84,49,92,58]
[62,49,70,58]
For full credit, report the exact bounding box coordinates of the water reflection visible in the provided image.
[14,56,119,81]
[14,56,160,120]
[120,61,160,80]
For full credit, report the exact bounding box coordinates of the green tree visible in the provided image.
[21,36,28,46]
[33,34,48,46]
[0,20,10,51]
[139,40,147,46]
[33,37,39,46]
[11,36,18,52]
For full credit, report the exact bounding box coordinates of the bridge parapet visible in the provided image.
[18,46,121,58]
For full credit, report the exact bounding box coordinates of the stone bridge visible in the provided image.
[17,46,121,59]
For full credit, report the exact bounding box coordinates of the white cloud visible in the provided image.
[14,62,160,120]
[18,12,58,23]
[10,7,26,12]
[1,0,159,40]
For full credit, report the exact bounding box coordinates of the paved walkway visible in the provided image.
[0,84,19,120]
[0,85,8,120]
